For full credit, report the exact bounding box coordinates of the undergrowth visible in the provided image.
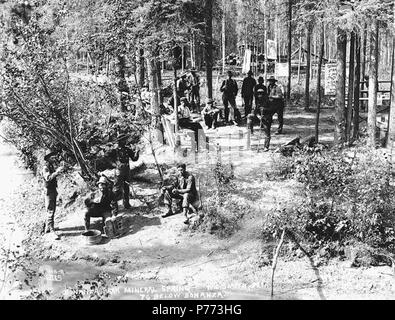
[192,160,248,238]
[265,142,395,260]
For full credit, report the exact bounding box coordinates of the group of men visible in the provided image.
[42,138,199,239]
[176,69,201,109]
[42,133,140,239]
[167,69,285,152]
[220,70,285,151]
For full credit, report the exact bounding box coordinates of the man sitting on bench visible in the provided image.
[201,98,220,130]
[161,163,198,224]
[178,97,205,151]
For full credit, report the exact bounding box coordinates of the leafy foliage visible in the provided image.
[0,6,144,180]
[191,159,246,237]
[265,144,395,255]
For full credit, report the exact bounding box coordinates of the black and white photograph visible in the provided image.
[0,0,394,304]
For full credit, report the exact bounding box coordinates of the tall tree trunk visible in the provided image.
[361,24,367,88]
[115,55,130,112]
[222,0,226,74]
[156,58,163,104]
[334,28,347,145]
[315,23,324,144]
[286,0,292,103]
[304,24,312,111]
[147,55,161,142]
[205,0,213,99]
[352,32,361,142]
[264,0,268,83]
[297,36,302,84]
[173,65,179,135]
[191,32,196,69]
[387,37,395,147]
[367,20,379,148]
[138,48,145,87]
[346,31,355,143]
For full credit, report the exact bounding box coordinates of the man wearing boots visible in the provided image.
[161,163,197,224]
[247,76,272,151]
[107,133,140,209]
[42,149,64,240]
[220,70,239,125]
[84,176,118,231]
[267,76,285,134]
[247,76,268,132]
[241,70,256,117]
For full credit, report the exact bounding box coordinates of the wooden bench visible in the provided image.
[161,114,204,149]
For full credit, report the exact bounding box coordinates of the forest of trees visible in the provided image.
[0,0,394,178]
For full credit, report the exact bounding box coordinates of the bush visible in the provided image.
[191,160,246,237]
[265,143,395,255]
[196,196,246,238]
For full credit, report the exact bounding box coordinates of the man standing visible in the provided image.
[176,73,188,98]
[42,149,64,239]
[107,134,140,209]
[247,76,268,134]
[220,70,239,125]
[161,163,198,224]
[267,76,285,134]
[187,69,200,108]
[84,176,118,231]
[241,70,257,117]
[201,98,220,130]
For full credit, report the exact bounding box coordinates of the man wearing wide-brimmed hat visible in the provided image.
[241,70,256,117]
[83,176,118,231]
[267,75,284,135]
[42,149,64,239]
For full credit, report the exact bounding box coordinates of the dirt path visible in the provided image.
[2,107,395,300]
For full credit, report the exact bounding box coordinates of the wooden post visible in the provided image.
[271,229,286,299]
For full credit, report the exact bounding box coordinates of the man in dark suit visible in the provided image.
[241,70,257,117]
[220,71,239,125]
